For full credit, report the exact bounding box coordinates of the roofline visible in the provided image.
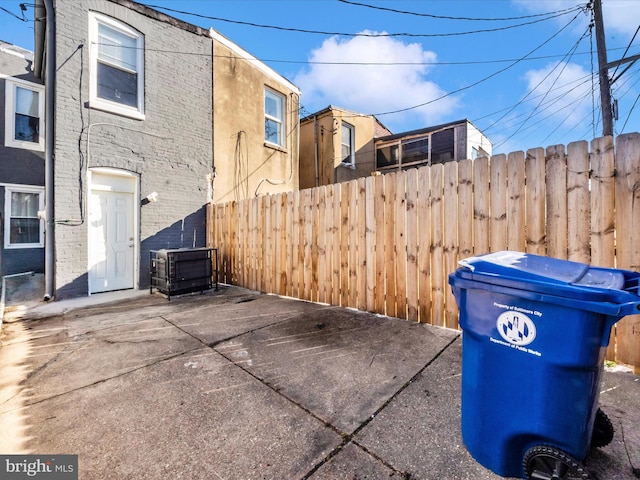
[376,118,491,144]
[33,0,300,95]
[300,105,391,131]
[209,28,300,95]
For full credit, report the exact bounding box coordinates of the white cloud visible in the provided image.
[523,61,592,130]
[601,2,640,37]
[294,32,458,130]
[513,0,640,38]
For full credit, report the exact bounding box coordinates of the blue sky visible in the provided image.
[1,0,639,154]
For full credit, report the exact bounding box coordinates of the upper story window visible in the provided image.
[264,87,285,147]
[4,80,45,151]
[89,12,145,119]
[341,122,355,166]
[3,185,44,248]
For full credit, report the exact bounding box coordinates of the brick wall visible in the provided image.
[52,0,213,298]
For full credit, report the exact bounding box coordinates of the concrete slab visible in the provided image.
[589,369,640,479]
[356,337,503,480]
[308,443,402,479]
[214,306,459,434]
[165,292,337,346]
[356,337,640,480]
[6,347,341,479]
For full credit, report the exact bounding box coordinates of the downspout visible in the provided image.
[43,0,55,301]
[313,114,319,187]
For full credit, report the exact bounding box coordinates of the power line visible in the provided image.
[491,25,593,148]
[145,3,580,38]
[338,0,586,22]
[0,3,27,21]
[370,8,584,117]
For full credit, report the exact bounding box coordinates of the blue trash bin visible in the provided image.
[448,251,640,479]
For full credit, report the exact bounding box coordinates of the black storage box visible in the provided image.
[150,248,218,299]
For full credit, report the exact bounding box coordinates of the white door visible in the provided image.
[88,171,136,293]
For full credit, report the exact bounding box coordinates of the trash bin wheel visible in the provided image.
[591,408,614,448]
[523,445,591,480]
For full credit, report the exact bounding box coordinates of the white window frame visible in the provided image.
[341,122,355,167]
[88,12,145,120]
[3,79,45,151]
[264,87,285,148]
[3,184,45,249]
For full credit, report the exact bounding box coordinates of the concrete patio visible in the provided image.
[0,281,638,479]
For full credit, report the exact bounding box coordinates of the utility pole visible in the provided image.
[593,0,613,136]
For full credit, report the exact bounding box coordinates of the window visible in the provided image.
[341,122,355,166]
[264,88,285,147]
[4,81,45,151]
[431,129,454,164]
[376,143,399,169]
[3,185,44,248]
[402,137,429,165]
[89,13,144,118]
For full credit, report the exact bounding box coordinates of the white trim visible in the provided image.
[87,168,140,295]
[3,184,45,249]
[4,79,45,151]
[88,12,145,120]
[341,121,355,166]
[209,28,300,95]
[264,87,286,148]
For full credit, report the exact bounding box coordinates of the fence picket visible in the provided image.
[490,154,507,252]
[417,167,432,324]
[546,145,568,259]
[395,172,408,320]
[566,141,590,263]
[431,165,444,327]
[526,148,546,255]
[473,157,490,256]
[365,176,376,313]
[374,174,386,315]
[332,184,341,306]
[507,151,526,252]
[406,169,419,322]
[385,173,398,318]
[340,182,350,307]
[443,161,458,329]
[614,133,640,372]
[357,178,368,312]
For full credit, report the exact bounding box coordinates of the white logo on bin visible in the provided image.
[496,311,536,346]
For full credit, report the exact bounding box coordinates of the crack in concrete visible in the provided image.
[300,334,460,479]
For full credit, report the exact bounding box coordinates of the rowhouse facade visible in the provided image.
[0,42,46,277]
[33,0,300,299]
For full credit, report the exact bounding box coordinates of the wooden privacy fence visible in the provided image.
[208,133,640,370]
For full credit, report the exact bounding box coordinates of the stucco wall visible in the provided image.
[51,0,213,298]
[212,39,299,203]
[299,108,378,189]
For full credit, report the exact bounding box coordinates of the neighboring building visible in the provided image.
[32,0,300,299]
[375,119,492,173]
[0,41,45,277]
[299,106,391,189]
[211,29,300,202]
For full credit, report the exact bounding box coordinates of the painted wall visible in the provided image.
[0,45,45,276]
[49,0,213,298]
[299,108,381,189]
[212,36,300,203]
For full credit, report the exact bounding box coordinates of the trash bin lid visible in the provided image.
[454,251,632,303]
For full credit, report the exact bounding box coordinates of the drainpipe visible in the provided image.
[43,0,55,301]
